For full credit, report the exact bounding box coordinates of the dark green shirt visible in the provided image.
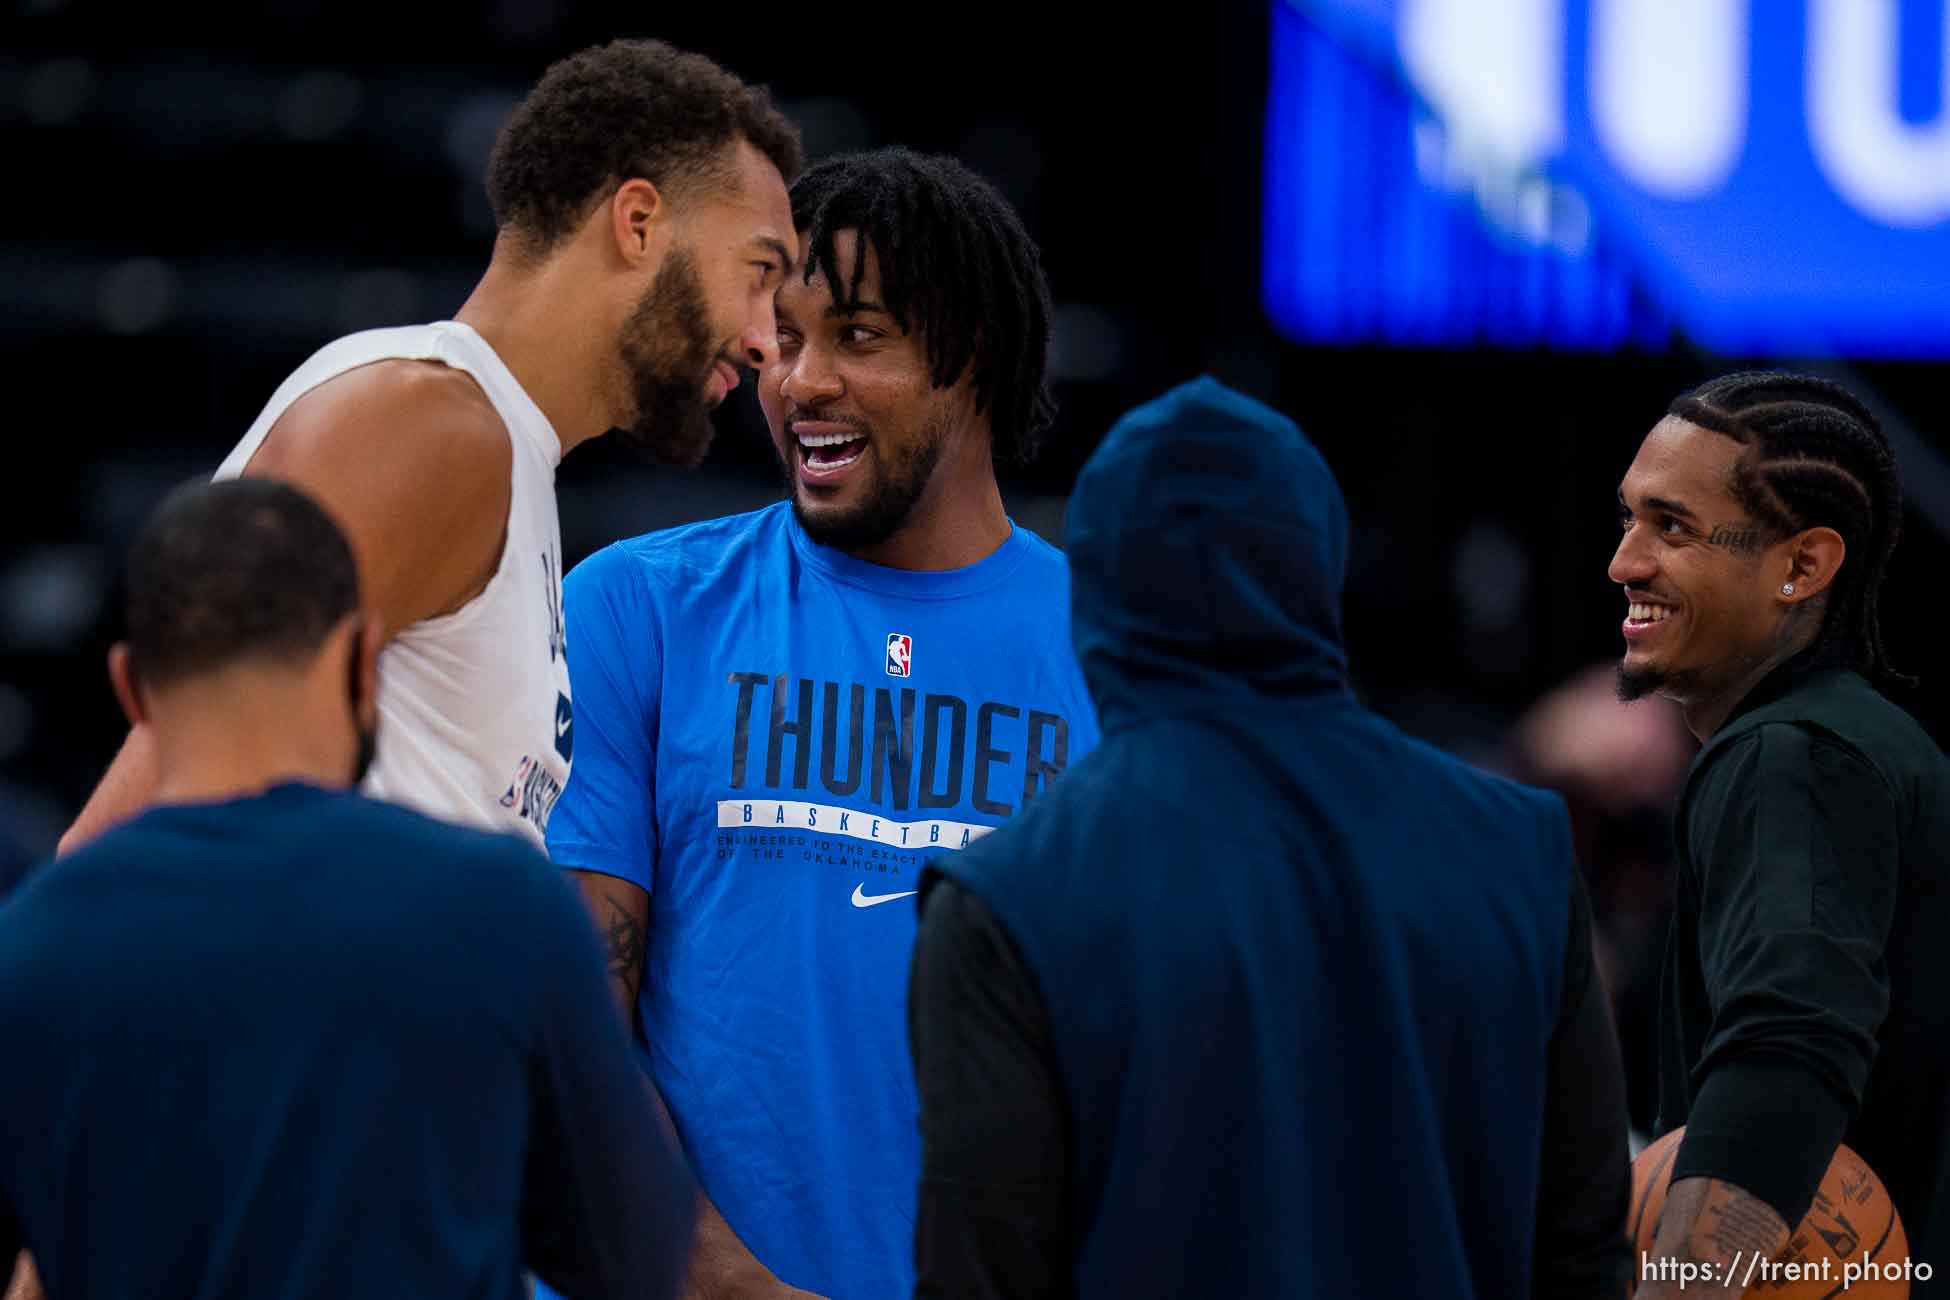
[1658,666,1950,1288]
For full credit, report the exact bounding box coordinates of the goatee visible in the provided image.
[1616,662,1663,702]
[1616,660,1703,703]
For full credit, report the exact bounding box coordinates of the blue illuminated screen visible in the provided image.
[1261,0,1950,356]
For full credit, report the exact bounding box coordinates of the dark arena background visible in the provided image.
[5,0,1950,1139]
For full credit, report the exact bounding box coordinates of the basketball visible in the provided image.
[1630,1128,1911,1296]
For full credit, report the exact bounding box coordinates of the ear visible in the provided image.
[607,178,669,268]
[1779,525,1846,604]
[353,611,384,727]
[107,643,147,728]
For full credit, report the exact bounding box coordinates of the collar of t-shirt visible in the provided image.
[787,516,1034,600]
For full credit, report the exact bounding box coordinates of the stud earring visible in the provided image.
[1782,583,1796,596]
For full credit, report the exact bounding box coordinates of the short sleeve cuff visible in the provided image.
[546,841,652,895]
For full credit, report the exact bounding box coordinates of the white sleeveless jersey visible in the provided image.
[215,321,574,849]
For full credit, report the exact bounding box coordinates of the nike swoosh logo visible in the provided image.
[851,883,918,909]
[557,715,572,736]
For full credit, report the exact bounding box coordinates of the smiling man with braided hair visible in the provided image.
[1613,372,1950,1297]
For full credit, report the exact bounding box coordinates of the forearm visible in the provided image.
[558,871,811,1298]
[683,1194,816,1300]
[4,1253,41,1300]
[598,896,644,1019]
[1675,1058,1849,1232]
[567,870,648,1024]
[1635,1176,1790,1299]
[608,976,636,1018]
[1635,1063,1841,1298]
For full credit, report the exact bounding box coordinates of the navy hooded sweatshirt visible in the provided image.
[910,377,1630,1299]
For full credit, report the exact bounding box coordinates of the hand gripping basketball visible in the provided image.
[1630,1128,1913,1297]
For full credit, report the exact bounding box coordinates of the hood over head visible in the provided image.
[1065,376,1351,726]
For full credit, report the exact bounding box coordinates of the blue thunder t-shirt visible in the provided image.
[547,503,1098,1299]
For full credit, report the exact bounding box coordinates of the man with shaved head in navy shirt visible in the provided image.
[0,478,693,1300]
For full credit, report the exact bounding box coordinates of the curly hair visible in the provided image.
[790,147,1057,464]
[486,39,802,252]
[1671,370,1911,689]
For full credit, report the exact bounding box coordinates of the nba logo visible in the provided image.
[885,633,913,678]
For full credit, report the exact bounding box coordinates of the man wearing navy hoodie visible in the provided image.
[908,378,1632,1299]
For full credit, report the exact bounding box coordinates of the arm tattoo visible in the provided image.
[600,896,646,1005]
[1639,1178,1791,1298]
[1702,1184,1790,1259]
[1706,523,1766,554]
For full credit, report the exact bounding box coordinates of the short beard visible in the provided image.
[786,415,948,552]
[616,245,720,469]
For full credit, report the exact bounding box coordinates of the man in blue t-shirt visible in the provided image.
[0,479,694,1300]
[549,149,1098,1300]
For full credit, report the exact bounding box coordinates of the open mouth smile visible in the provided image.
[791,420,869,484]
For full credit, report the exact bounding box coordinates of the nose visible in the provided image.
[742,297,779,370]
[779,339,842,406]
[1608,522,1657,589]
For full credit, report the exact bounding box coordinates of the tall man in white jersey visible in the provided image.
[547,149,1100,1300]
[59,39,802,854]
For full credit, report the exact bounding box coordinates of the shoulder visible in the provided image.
[1010,520,1071,567]
[301,789,549,870]
[635,502,795,567]
[1798,671,1943,771]
[1381,721,1571,831]
[251,356,511,501]
[330,795,586,919]
[1004,521,1078,589]
[65,790,549,892]
[1699,670,1914,769]
[564,505,791,652]
[1711,670,1916,747]
[567,504,792,607]
[1685,712,1894,831]
[577,504,791,583]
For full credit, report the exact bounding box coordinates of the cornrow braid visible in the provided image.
[1671,370,1912,689]
[789,147,1057,464]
